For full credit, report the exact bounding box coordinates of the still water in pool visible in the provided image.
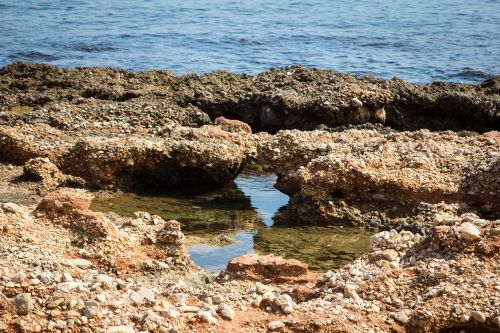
[91,170,370,272]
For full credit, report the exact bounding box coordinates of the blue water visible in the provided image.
[188,173,289,273]
[1,0,498,83]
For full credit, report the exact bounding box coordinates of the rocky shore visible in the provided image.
[0,62,499,332]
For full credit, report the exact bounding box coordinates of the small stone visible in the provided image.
[267,320,285,330]
[472,311,486,323]
[137,287,155,302]
[343,285,358,299]
[106,326,135,333]
[47,297,65,309]
[460,222,481,240]
[179,305,200,313]
[381,249,399,261]
[14,293,34,315]
[110,300,123,309]
[217,304,235,320]
[96,294,107,303]
[129,291,144,304]
[492,316,500,328]
[197,310,217,324]
[97,274,114,290]
[61,272,73,282]
[350,98,363,108]
[83,305,99,319]
[391,311,409,324]
[212,295,224,305]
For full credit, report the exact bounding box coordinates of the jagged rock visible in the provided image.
[22,157,66,188]
[258,129,499,228]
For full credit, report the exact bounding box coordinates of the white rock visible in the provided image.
[217,304,235,320]
[267,320,285,330]
[137,287,155,302]
[460,222,481,240]
[472,311,486,323]
[391,311,409,324]
[179,305,200,313]
[2,203,24,215]
[106,326,135,333]
[197,310,217,324]
[61,272,73,282]
[129,291,144,304]
[62,258,93,268]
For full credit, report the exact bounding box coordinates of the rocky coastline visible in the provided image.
[0,62,499,332]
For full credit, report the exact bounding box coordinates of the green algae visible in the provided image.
[254,225,370,271]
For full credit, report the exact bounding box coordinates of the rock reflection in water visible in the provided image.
[254,226,370,271]
[91,170,370,272]
[90,183,263,233]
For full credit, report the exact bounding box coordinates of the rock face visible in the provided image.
[1,63,498,133]
[258,128,499,228]
[0,122,256,191]
[223,254,318,283]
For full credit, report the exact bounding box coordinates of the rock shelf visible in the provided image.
[0,63,498,332]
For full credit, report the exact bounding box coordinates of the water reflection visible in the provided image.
[91,170,369,273]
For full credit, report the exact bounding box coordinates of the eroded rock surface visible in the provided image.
[1,62,498,132]
[258,128,500,229]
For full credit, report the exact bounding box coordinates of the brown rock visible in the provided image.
[214,117,252,134]
[224,254,318,283]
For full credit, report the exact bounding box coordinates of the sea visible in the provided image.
[0,0,499,83]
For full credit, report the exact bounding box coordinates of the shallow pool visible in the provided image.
[91,170,370,272]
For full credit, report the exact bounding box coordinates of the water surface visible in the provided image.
[91,171,370,272]
[1,0,498,83]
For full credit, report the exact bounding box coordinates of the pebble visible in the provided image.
[83,305,100,319]
[212,294,224,305]
[217,303,235,320]
[106,326,136,333]
[197,310,217,324]
[47,297,65,309]
[137,287,155,302]
[267,320,285,330]
[460,222,481,240]
[381,249,399,261]
[391,311,409,324]
[61,272,73,282]
[350,98,363,108]
[179,305,200,313]
[14,293,34,315]
[493,316,500,328]
[471,311,486,323]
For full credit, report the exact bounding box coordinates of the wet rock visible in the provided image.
[13,293,34,315]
